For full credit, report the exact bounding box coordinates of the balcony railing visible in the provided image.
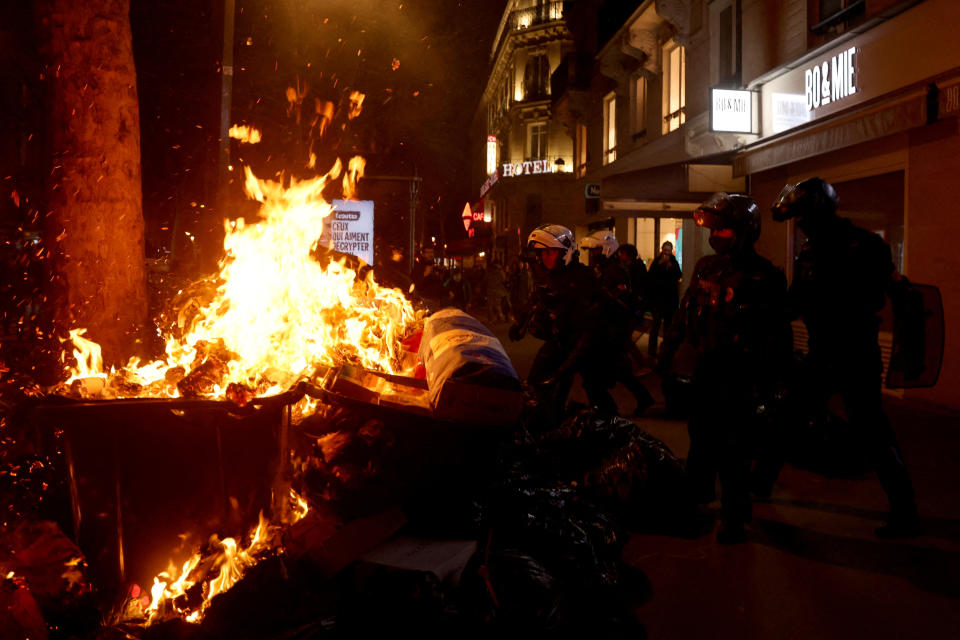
[510,1,564,31]
[491,1,565,61]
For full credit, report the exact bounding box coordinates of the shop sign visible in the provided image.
[318,199,374,265]
[585,183,601,199]
[710,89,755,133]
[501,159,554,177]
[771,93,811,134]
[804,47,858,111]
[480,169,499,198]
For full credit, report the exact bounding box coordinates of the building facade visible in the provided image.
[735,0,960,409]
[471,0,580,265]
[550,0,748,284]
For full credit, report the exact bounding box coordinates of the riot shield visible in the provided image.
[886,283,944,388]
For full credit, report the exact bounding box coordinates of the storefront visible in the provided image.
[735,0,960,408]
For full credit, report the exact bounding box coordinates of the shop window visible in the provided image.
[575,122,588,178]
[631,75,647,139]
[662,39,686,133]
[527,121,547,161]
[522,54,550,101]
[603,91,617,165]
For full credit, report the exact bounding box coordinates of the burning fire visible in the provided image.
[228,124,262,144]
[132,490,310,625]
[62,157,421,400]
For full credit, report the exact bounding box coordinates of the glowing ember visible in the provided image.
[62,158,421,400]
[228,124,262,144]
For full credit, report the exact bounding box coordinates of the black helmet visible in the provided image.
[771,177,839,222]
[694,192,761,250]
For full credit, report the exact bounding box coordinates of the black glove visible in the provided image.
[508,323,526,342]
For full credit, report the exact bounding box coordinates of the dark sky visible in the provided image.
[132,0,506,259]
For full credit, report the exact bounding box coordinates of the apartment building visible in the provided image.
[470,0,579,264]
[550,0,748,284]
[734,0,960,409]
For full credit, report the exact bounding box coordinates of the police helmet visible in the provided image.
[527,224,576,265]
[579,230,619,258]
[694,192,761,247]
[771,177,839,222]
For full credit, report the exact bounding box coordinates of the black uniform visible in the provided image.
[594,256,655,414]
[522,260,619,423]
[662,251,790,529]
[790,218,917,522]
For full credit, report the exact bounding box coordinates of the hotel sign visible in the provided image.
[804,47,858,111]
[502,159,555,177]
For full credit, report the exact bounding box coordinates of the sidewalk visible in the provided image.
[490,321,960,640]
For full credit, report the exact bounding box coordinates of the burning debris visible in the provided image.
[59,155,423,404]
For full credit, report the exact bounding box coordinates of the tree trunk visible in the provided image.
[35,0,147,366]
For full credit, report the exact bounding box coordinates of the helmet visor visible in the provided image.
[771,184,796,221]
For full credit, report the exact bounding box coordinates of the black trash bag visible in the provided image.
[524,409,692,531]
[458,548,568,635]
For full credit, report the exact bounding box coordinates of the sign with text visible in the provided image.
[804,47,858,111]
[318,199,374,265]
[501,159,555,177]
[710,88,756,133]
[585,183,601,198]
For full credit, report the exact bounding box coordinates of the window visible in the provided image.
[486,135,498,175]
[575,122,587,178]
[632,75,647,138]
[527,121,547,160]
[603,91,616,165]
[719,5,734,82]
[522,54,550,101]
[662,39,686,133]
[812,0,865,36]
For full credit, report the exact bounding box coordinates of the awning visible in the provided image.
[600,151,741,207]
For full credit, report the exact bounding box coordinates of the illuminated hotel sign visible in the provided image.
[805,47,857,111]
[501,160,555,177]
[710,88,756,133]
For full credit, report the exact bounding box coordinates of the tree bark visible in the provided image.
[35,0,147,366]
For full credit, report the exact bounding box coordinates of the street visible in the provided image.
[490,320,960,639]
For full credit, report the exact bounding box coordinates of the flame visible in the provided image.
[228,125,262,144]
[63,158,420,400]
[342,156,366,200]
[347,91,365,120]
[134,490,310,625]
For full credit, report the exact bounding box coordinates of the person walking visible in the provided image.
[647,241,682,358]
[771,177,919,538]
[659,193,791,544]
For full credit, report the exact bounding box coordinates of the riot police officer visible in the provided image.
[772,177,919,538]
[660,193,791,544]
[510,224,618,425]
[580,230,655,416]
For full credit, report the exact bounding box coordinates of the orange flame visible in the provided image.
[342,156,366,200]
[228,125,262,144]
[63,157,421,399]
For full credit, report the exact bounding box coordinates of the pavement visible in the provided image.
[486,317,960,640]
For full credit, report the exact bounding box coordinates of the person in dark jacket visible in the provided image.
[772,177,919,538]
[647,241,682,357]
[510,224,618,424]
[660,193,791,544]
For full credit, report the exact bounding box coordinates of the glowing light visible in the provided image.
[228,125,262,144]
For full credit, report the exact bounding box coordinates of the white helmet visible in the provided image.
[579,230,619,258]
[527,224,575,265]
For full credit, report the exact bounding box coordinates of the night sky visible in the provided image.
[132,0,506,262]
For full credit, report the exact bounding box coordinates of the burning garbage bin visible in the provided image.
[30,392,298,598]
